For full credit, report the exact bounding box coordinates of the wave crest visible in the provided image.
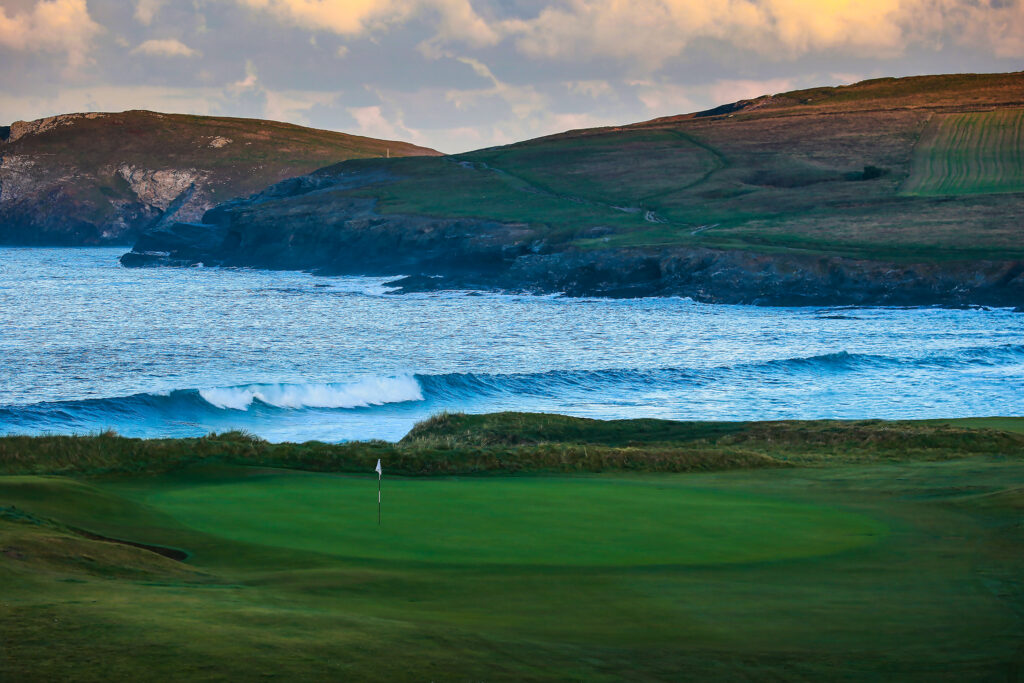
[198,376,424,411]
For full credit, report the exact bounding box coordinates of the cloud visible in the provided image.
[627,80,699,116]
[229,61,260,93]
[134,0,165,26]
[347,104,421,142]
[503,0,896,65]
[0,0,102,69]
[626,76,821,118]
[132,39,199,58]
[445,56,547,119]
[231,0,1024,66]
[0,85,224,123]
[263,89,339,125]
[707,77,797,104]
[502,0,1024,64]
[566,80,614,99]
[236,0,498,48]
[938,0,1024,58]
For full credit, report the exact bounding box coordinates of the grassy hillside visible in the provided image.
[315,72,1022,262]
[0,110,439,244]
[1,413,1023,679]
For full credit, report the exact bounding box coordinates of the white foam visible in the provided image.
[199,376,424,411]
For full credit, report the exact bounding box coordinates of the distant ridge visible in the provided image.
[0,110,440,245]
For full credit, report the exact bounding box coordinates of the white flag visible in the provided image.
[375,459,382,476]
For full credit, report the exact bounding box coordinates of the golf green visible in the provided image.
[141,472,886,566]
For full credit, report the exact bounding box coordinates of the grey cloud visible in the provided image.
[1,0,1021,152]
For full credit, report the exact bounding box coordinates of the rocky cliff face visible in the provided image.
[0,110,439,245]
[121,163,1024,307]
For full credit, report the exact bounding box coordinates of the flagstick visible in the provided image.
[377,471,381,526]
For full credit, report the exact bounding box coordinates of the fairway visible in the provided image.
[903,109,1024,196]
[139,472,884,566]
[3,457,1024,680]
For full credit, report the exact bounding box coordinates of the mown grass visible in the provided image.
[0,413,1022,679]
[2,451,1023,680]
[903,109,1024,196]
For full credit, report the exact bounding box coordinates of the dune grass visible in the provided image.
[4,413,1024,478]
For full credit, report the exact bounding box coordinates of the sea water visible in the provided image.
[1,247,1022,442]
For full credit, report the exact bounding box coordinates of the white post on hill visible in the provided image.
[375,459,383,525]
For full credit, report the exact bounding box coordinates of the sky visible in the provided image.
[0,0,1022,153]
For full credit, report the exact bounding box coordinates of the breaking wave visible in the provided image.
[197,376,423,410]
[2,343,1022,440]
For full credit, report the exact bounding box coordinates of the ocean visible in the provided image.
[2,247,1022,442]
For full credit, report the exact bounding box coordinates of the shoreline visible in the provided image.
[120,228,1024,308]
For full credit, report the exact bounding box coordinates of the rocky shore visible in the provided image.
[121,169,1024,307]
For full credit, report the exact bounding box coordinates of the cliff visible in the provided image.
[0,110,439,245]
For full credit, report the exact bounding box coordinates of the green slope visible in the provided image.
[321,72,1023,262]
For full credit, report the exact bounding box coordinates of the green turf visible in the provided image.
[2,415,1023,679]
[140,472,883,567]
[2,456,1023,680]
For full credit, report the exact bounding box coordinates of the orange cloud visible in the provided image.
[234,0,1024,63]
[132,39,199,58]
[0,0,102,69]
[237,0,498,46]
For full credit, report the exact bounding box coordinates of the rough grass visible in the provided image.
[3,413,1023,478]
[903,109,1024,196]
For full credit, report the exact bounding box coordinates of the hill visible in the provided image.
[0,110,440,245]
[123,72,1024,306]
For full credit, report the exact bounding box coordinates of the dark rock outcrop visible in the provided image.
[121,165,1024,307]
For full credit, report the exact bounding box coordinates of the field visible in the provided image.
[2,414,1024,680]
[903,109,1024,196]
